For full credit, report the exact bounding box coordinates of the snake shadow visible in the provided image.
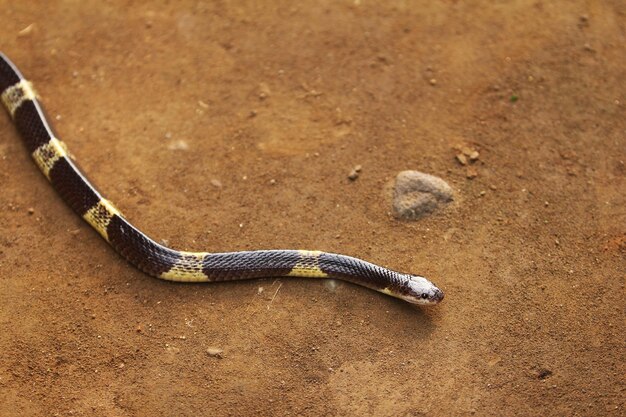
[293,277,442,338]
[140,274,441,338]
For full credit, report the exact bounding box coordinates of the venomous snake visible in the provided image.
[0,53,444,305]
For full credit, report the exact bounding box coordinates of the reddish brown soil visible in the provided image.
[0,2,624,416]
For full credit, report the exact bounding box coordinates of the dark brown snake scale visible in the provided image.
[0,52,443,305]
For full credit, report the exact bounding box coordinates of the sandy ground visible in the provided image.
[0,1,624,416]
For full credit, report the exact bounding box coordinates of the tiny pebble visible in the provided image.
[27,207,35,215]
[348,169,359,181]
[210,179,223,188]
[429,78,437,86]
[206,347,224,358]
[269,179,276,185]
[18,24,35,37]
[469,151,480,161]
[466,168,478,179]
[324,280,339,292]
[167,139,189,150]
[479,190,486,196]
[258,83,271,100]
[456,154,468,165]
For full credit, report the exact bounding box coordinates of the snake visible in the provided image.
[0,52,444,305]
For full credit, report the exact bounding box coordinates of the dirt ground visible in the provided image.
[0,1,624,416]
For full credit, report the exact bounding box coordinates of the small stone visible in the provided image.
[27,207,35,215]
[479,191,486,197]
[354,165,362,173]
[466,168,478,179]
[348,169,359,181]
[536,368,553,380]
[206,347,224,358]
[210,179,222,188]
[456,154,468,165]
[18,24,35,37]
[166,345,180,354]
[488,357,502,366]
[269,179,276,185]
[469,151,480,161]
[324,279,339,292]
[258,83,271,100]
[392,171,453,220]
[167,139,189,151]
[429,78,437,86]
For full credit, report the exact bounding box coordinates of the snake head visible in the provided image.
[397,275,444,305]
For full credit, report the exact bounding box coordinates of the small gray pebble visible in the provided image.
[393,171,453,220]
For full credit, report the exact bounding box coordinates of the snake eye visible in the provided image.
[421,293,429,299]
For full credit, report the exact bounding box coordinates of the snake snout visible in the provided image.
[431,288,444,303]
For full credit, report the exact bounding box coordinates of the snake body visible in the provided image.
[0,53,443,305]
